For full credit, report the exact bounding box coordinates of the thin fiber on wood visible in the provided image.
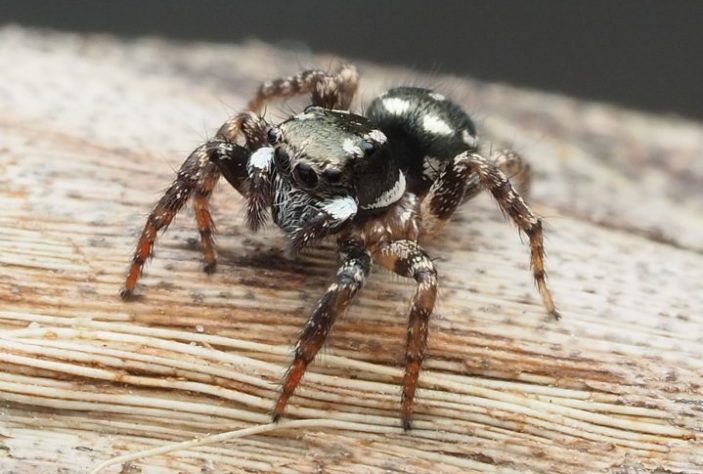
[0,26,702,473]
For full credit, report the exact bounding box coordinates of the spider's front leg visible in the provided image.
[273,240,371,421]
[372,240,438,431]
[121,144,223,299]
[120,113,266,299]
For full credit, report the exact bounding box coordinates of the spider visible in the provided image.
[120,64,560,430]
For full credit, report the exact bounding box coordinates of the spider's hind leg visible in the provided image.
[419,149,558,319]
[464,152,560,319]
[494,149,532,197]
[463,149,532,202]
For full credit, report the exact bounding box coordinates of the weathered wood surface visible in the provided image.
[1,26,702,473]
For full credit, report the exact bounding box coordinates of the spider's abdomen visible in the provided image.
[367,87,478,194]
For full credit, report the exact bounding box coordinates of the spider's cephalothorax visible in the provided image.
[263,106,406,247]
[121,65,559,430]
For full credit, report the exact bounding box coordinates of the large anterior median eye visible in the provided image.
[292,162,319,189]
[273,147,291,174]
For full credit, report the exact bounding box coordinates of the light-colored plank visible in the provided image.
[0,26,701,473]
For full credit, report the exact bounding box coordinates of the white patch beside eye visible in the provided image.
[342,138,363,157]
[362,171,406,210]
[462,129,478,147]
[428,92,446,101]
[422,115,454,135]
[248,146,274,170]
[382,97,411,115]
[322,195,358,221]
[365,129,387,144]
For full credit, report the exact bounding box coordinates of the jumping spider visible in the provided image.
[121,64,560,430]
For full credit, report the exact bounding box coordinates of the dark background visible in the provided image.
[3,0,702,121]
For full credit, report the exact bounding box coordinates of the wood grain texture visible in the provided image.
[1,26,702,473]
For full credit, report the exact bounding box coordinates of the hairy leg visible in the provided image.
[421,149,533,236]
[273,240,370,421]
[372,240,438,430]
[463,148,532,202]
[121,145,215,299]
[121,113,263,298]
[247,64,359,113]
[493,149,532,197]
[192,160,220,274]
[420,153,475,237]
[464,152,560,319]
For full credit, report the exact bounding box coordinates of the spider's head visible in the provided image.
[269,106,405,213]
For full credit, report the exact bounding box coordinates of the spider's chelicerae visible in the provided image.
[121,64,560,430]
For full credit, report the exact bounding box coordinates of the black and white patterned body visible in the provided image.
[367,87,479,195]
[262,88,481,245]
[122,65,559,431]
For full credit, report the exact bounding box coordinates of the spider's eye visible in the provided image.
[267,128,280,144]
[274,147,289,163]
[360,140,376,155]
[322,168,342,184]
[273,147,290,173]
[292,162,319,189]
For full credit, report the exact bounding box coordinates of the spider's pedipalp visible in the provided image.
[216,111,273,231]
[273,240,371,421]
[290,195,358,250]
[372,240,438,431]
[464,152,560,319]
[245,146,275,231]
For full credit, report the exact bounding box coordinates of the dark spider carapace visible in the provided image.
[121,65,559,430]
